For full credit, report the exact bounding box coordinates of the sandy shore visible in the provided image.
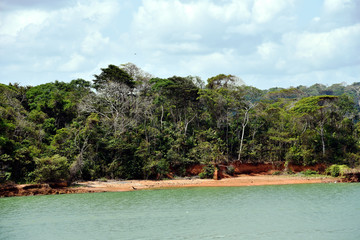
[0,175,340,197]
[75,175,338,193]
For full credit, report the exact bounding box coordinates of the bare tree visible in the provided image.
[238,102,257,161]
[79,81,153,136]
[236,86,262,162]
[121,63,153,93]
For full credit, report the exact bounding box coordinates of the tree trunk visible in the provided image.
[320,125,325,156]
[238,110,250,161]
[160,105,164,129]
[184,114,196,136]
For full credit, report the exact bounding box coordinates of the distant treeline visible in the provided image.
[1,63,360,183]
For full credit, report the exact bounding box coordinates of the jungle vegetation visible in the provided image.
[1,63,360,183]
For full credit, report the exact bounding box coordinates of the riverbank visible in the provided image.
[77,174,338,191]
[1,174,339,197]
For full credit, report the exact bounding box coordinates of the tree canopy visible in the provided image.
[1,63,360,183]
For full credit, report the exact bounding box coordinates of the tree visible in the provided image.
[292,95,338,157]
[0,84,40,182]
[26,80,91,130]
[30,155,69,183]
[120,63,152,85]
[265,88,304,101]
[236,86,262,161]
[93,64,135,90]
[206,74,243,90]
[80,82,140,135]
[150,76,199,135]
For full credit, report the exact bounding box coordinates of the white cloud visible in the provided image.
[0,9,49,37]
[81,31,109,55]
[242,65,360,89]
[181,32,202,41]
[0,0,123,83]
[206,0,252,22]
[315,0,360,31]
[285,24,360,70]
[227,23,259,35]
[231,23,360,76]
[179,49,238,78]
[257,42,279,60]
[252,0,292,23]
[0,0,359,90]
[132,0,254,49]
[59,53,86,72]
[323,0,353,14]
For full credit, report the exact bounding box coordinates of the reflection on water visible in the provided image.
[0,183,359,240]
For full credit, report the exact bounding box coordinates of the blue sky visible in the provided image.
[0,0,359,89]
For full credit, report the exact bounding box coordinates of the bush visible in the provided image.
[325,164,350,177]
[30,154,70,183]
[346,153,360,167]
[143,157,170,180]
[302,169,319,176]
[199,165,215,179]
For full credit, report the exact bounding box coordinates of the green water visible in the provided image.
[0,183,359,240]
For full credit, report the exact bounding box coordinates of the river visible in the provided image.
[0,183,359,240]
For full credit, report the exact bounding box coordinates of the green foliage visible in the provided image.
[93,64,135,89]
[189,129,226,164]
[206,74,240,89]
[143,157,170,180]
[199,164,215,179]
[265,88,304,101]
[0,154,12,183]
[27,110,47,124]
[3,65,360,184]
[30,155,69,183]
[301,169,319,176]
[325,164,350,177]
[291,95,338,114]
[25,80,89,129]
[43,118,56,135]
[346,153,360,167]
[285,145,314,166]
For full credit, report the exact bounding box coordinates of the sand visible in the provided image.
[75,174,337,193]
[0,175,339,197]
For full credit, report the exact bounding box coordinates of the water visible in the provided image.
[0,183,359,240]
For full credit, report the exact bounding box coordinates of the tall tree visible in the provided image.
[292,95,338,157]
[235,86,262,161]
[93,64,135,90]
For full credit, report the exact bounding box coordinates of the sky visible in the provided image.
[0,0,359,89]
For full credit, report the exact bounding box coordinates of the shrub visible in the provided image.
[272,171,282,175]
[302,169,319,176]
[199,165,215,179]
[0,171,11,183]
[346,153,360,167]
[143,157,170,180]
[325,164,350,177]
[30,154,70,183]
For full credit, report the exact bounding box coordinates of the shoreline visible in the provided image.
[1,174,339,198]
[76,174,338,192]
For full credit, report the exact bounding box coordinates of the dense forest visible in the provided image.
[1,63,360,183]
